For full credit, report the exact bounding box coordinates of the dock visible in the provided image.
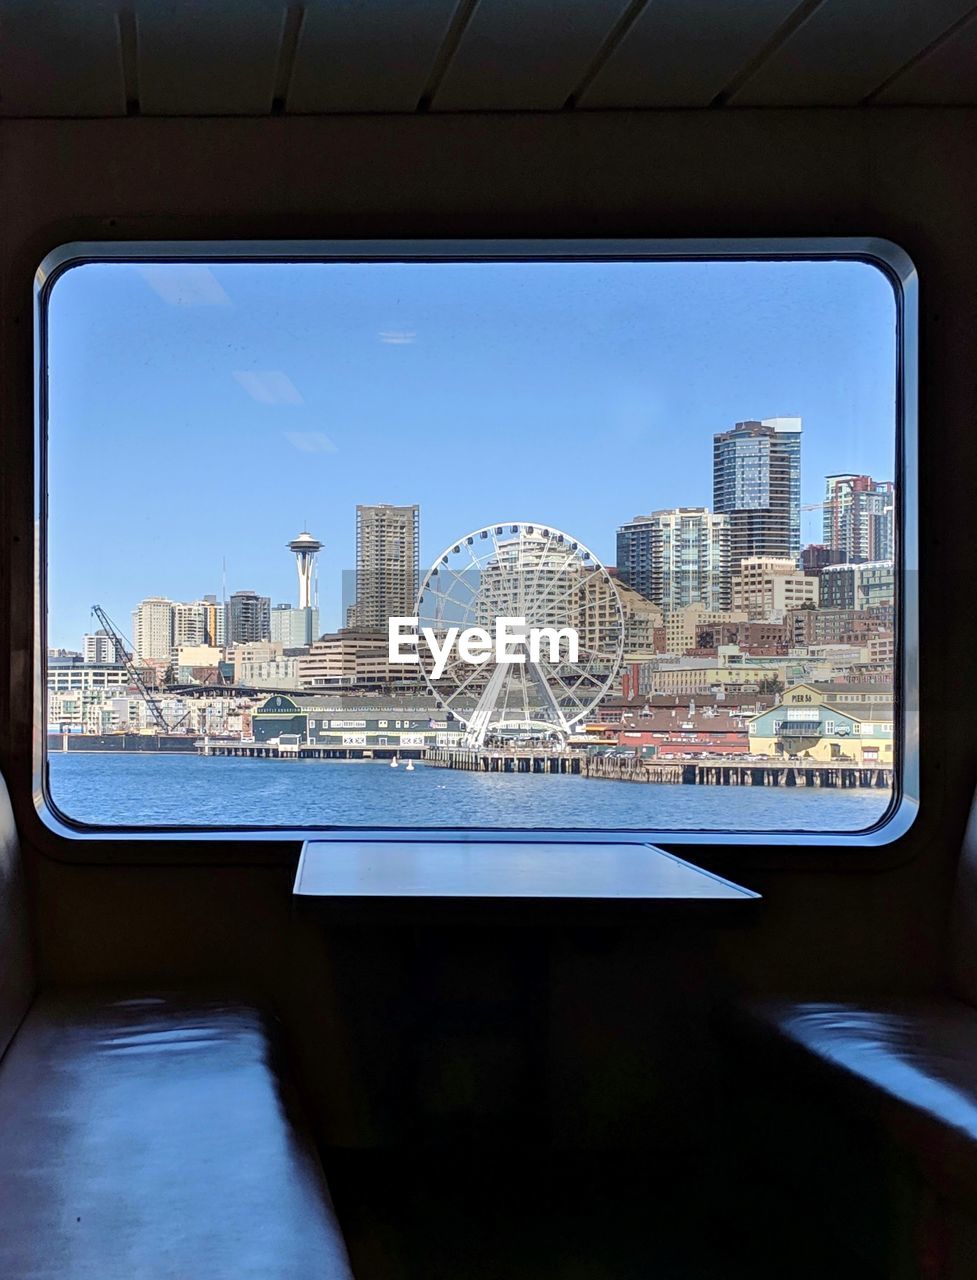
[199,740,423,761]
[427,747,893,789]
[197,740,893,788]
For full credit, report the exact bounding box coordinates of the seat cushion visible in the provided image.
[0,774,33,1059]
[738,997,977,1206]
[0,988,353,1279]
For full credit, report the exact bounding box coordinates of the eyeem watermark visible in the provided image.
[389,616,580,679]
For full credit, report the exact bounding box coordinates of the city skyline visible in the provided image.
[47,258,896,647]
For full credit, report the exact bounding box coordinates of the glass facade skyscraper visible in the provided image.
[823,474,895,563]
[351,503,420,632]
[713,417,802,571]
[615,508,730,610]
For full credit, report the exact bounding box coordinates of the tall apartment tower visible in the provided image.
[82,628,128,664]
[197,595,226,647]
[172,601,208,651]
[225,590,271,644]
[131,597,174,662]
[822,474,895,562]
[615,508,730,611]
[713,417,802,572]
[352,503,420,631]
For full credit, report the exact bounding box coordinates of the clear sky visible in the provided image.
[47,257,896,649]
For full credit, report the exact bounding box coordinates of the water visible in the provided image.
[48,752,891,832]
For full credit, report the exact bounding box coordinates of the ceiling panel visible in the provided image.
[136,0,285,114]
[0,0,124,117]
[731,0,977,105]
[288,0,459,114]
[432,0,629,111]
[875,12,977,104]
[580,0,802,109]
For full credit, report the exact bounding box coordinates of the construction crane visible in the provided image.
[91,605,189,734]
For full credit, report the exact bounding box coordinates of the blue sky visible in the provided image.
[47,257,896,649]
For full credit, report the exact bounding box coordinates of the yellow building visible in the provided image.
[749,684,894,764]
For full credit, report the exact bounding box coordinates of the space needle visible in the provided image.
[288,530,323,609]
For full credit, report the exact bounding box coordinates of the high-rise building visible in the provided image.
[351,503,420,632]
[225,590,271,644]
[822,474,895,562]
[616,508,730,611]
[271,604,319,647]
[713,417,802,571]
[82,629,127,664]
[172,601,208,652]
[131,597,174,662]
[197,595,226,647]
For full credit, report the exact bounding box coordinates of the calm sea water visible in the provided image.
[48,752,891,832]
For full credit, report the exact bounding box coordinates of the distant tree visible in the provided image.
[800,600,816,610]
[163,663,176,687]
[758,677,784,695]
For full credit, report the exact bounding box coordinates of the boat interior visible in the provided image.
[1,1,977,1276]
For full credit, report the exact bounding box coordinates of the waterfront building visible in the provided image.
[713,417,802,570]
[820,561,896,611]
[131,596,174,662]
[252,692,464,753]
[616,508,730,610]
[808,680,894,705]
[350,503,420,631]
[732,557,818,620]
[82,629,127,664]
[823,475,895,562]
[614,708,751,758]
[749,684,894,766]
[271,604,320,648]
[225,590,271,644]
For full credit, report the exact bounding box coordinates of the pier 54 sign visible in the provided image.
[394,522,625,748]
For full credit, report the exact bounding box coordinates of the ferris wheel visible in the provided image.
[415,522,625,748]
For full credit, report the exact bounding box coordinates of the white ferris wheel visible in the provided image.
[415,522,625,748]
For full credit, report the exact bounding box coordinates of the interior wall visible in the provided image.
[1,108,974,1148]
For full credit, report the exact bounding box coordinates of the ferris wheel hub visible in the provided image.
[413,522,625,749]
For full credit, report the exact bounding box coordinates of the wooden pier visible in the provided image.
[427,747,892,789]
[426,747,582,775]
[200,740,423,761]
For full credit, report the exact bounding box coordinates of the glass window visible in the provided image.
[40,246,911,836]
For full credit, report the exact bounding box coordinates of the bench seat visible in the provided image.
[737,996,977,1207]
[0,987,353,1279]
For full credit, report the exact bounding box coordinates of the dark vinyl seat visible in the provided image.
[728,793,977,1274]
[0,783,353,1278]
[734,995,977,1206]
